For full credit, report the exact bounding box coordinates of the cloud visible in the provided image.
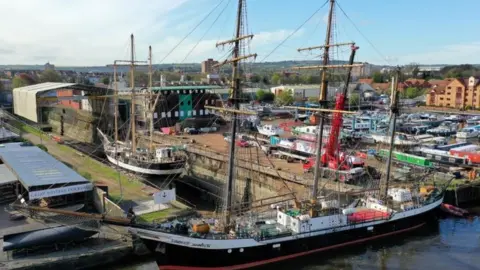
[397,42,480,65]
[151,28,306,63]
[0,0,191,65]
[0,0,307,66]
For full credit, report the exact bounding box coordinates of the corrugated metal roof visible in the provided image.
[12,82,76,94]
[0,164,18,185]
[0,143,89,189]
[151,85,222,91]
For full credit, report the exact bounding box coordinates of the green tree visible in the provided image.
[275,90,294,106]
[256,89,266,101]
[405,87,425,99]
[262,76,270,85]
[250,74,261,83]
[126,71,149,87]
[39,70,62,82]
[102,77,110,85]
[412,66,420,78]
[271,73,281,85]
[372,72,384,83]
[349,93,360,105]
[12,76,31,88]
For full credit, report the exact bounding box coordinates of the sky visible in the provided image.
[1,0,480,66]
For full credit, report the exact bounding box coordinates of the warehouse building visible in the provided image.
[12,82,111,124]
[0,142,93,207]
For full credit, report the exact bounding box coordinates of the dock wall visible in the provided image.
[93,187,125,217]
[145,134,362,201]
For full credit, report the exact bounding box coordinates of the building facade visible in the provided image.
[201,59,219,74]
[426,76,480,108]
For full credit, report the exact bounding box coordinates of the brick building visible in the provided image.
[201,59,219,74]
[426,77,480,108]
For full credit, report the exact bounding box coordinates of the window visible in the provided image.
[440,98,444,101]
[167,111,171,117]
[447,86,452,89]
[200,109,204,115]
[180,111,184,117]
[174,111,179,117]
[193,110,197,116]
[447,92,451,95]
[161,112,166,118]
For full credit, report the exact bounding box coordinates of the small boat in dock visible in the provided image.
[440,203,469,217]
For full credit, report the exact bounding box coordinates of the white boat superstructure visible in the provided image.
[426,121,458,136]
[456,125,480,139]
[370,133,421,146]
[256,124,284,137]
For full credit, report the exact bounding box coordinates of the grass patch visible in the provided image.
[137,207,178,223]
[17,121,150,201]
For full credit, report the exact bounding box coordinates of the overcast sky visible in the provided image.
[1,0,479,66]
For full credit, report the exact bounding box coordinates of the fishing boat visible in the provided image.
[98,37,186,176]
[127,2,446,268]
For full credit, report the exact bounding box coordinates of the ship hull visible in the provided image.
[105,154,184,176]
[141,201,441,269]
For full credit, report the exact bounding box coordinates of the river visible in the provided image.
[108,209,480,270]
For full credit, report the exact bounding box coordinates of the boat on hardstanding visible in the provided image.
[98,37,186,176]
[11,2,446,269]
[127,1,446,269]
[426,121,458,136]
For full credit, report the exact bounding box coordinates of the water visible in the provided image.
[111,210,480,270]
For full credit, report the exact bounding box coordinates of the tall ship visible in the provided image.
[127,1,446,269]
[97,37,186,176]
[10,1,447,269]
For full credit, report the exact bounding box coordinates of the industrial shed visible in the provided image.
[13,82,111,123]
[13,82,76,123]
[0,142,93,206]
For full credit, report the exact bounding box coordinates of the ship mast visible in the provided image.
[147,46,163,153]
[130,34,137,153]
[380,67,401,199]
[293,0,360,214]
[215,0,256,226]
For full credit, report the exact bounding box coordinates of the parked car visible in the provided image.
[236,140,249,147]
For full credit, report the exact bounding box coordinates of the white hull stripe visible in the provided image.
[130,197,443,250]
[106,155,184,175]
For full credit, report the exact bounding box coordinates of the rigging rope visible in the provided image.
[157,0,228,64]
[336,0,393,65]
[258,0,329,63]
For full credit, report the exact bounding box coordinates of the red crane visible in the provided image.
[323,45,360,169]
[304,45,362,172]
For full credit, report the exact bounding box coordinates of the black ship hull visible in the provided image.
[140,202,441,270]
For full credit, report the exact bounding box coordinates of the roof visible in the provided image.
[151,85,222,91]
[0,164,17,185]
[0,143,90,190]
[12,82,76,95]
[0,127,19,142]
